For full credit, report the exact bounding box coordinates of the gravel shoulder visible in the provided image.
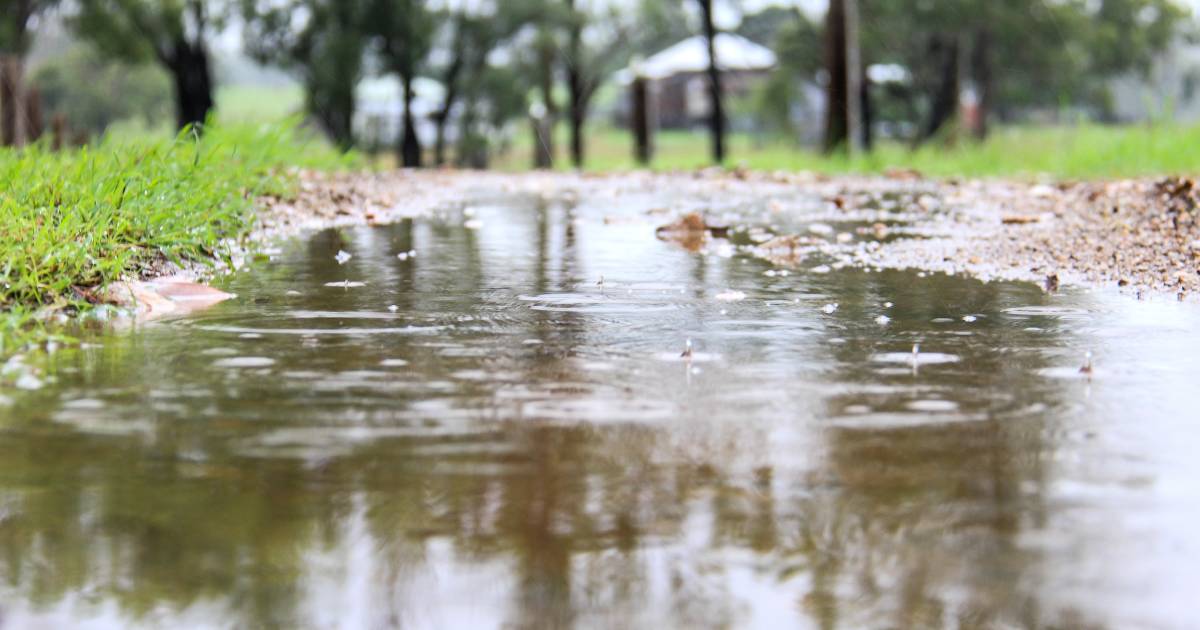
[254,169,1200,300]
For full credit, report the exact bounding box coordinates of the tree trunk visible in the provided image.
[0,56,20,146]
[532,116,553,169]
[823,0,848,153]
[433,91,456,167]
[434,31,465,167]
[970,28,992,141]
[309,79,356,150]
[921,35,960,142]
[860,67,873,151]
[400,75,422,168]
[533,38,557,169]
[51,113,66,151]
[566,68,586,168]
[844,0,863,154]
[697,0,725,164]
[568,90,585,169]
[24,84,41,141]
[565,0,588,169]
[632,76,652,165]
[168,43,214,131]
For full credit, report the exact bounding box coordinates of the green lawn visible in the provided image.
[494,123,1200,180]
[0,120,352,358]
[215,84,306,124]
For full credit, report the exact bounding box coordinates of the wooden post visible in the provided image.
[24,86,42,142]
[51,113,66,151]
[632,76,652,166]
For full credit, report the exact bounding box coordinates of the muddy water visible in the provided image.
[2,194,1200,629]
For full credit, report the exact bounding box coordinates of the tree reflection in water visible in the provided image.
[0,195,1143,629]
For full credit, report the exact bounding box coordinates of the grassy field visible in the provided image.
[0,120,352,357]
[493,123,1200,180]
[216,84,306,124]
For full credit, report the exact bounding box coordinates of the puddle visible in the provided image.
[1,194,1199,629]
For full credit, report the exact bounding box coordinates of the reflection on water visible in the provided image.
[2,194,1200,629]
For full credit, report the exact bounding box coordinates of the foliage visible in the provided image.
[863,0,1189,122]
[70,0,223,129]
[32,44,172,135]
[0,0,58,56]
[0,120,354,352]
[753,7,822,137]
[241,0,370,149]
[364,0,435,165]
[71,0,222,65]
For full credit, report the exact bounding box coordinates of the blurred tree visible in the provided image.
[531,17,562,169]
[823,0,849,152]
[755,7,820,140]
[863,0,1188,142]
[0,0,57,57]
[241,0,368,150]
[32,44,172,134]
[631,0,692,56]
[455,62,530,168]
[738,5,796,46]
[72,0,221,131]
[0,0,58,145]
[563,0,635,168]
[365,0,434,168]
[696,0,725,163]
[429,3,533,167]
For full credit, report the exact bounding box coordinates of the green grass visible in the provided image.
[495,122,1200,180]
[0,119,353,360]
[215,84,306,124]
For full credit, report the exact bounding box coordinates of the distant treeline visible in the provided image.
[0,0,1189,166]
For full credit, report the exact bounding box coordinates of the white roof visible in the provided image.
[629,34,777,81]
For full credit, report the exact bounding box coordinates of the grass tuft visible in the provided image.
[0,118,354,357]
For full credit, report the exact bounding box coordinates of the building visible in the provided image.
[615,33,777,130]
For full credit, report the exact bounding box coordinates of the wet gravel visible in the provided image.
[259,169,1200,300]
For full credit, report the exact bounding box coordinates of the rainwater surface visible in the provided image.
[2,193,1199,629]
